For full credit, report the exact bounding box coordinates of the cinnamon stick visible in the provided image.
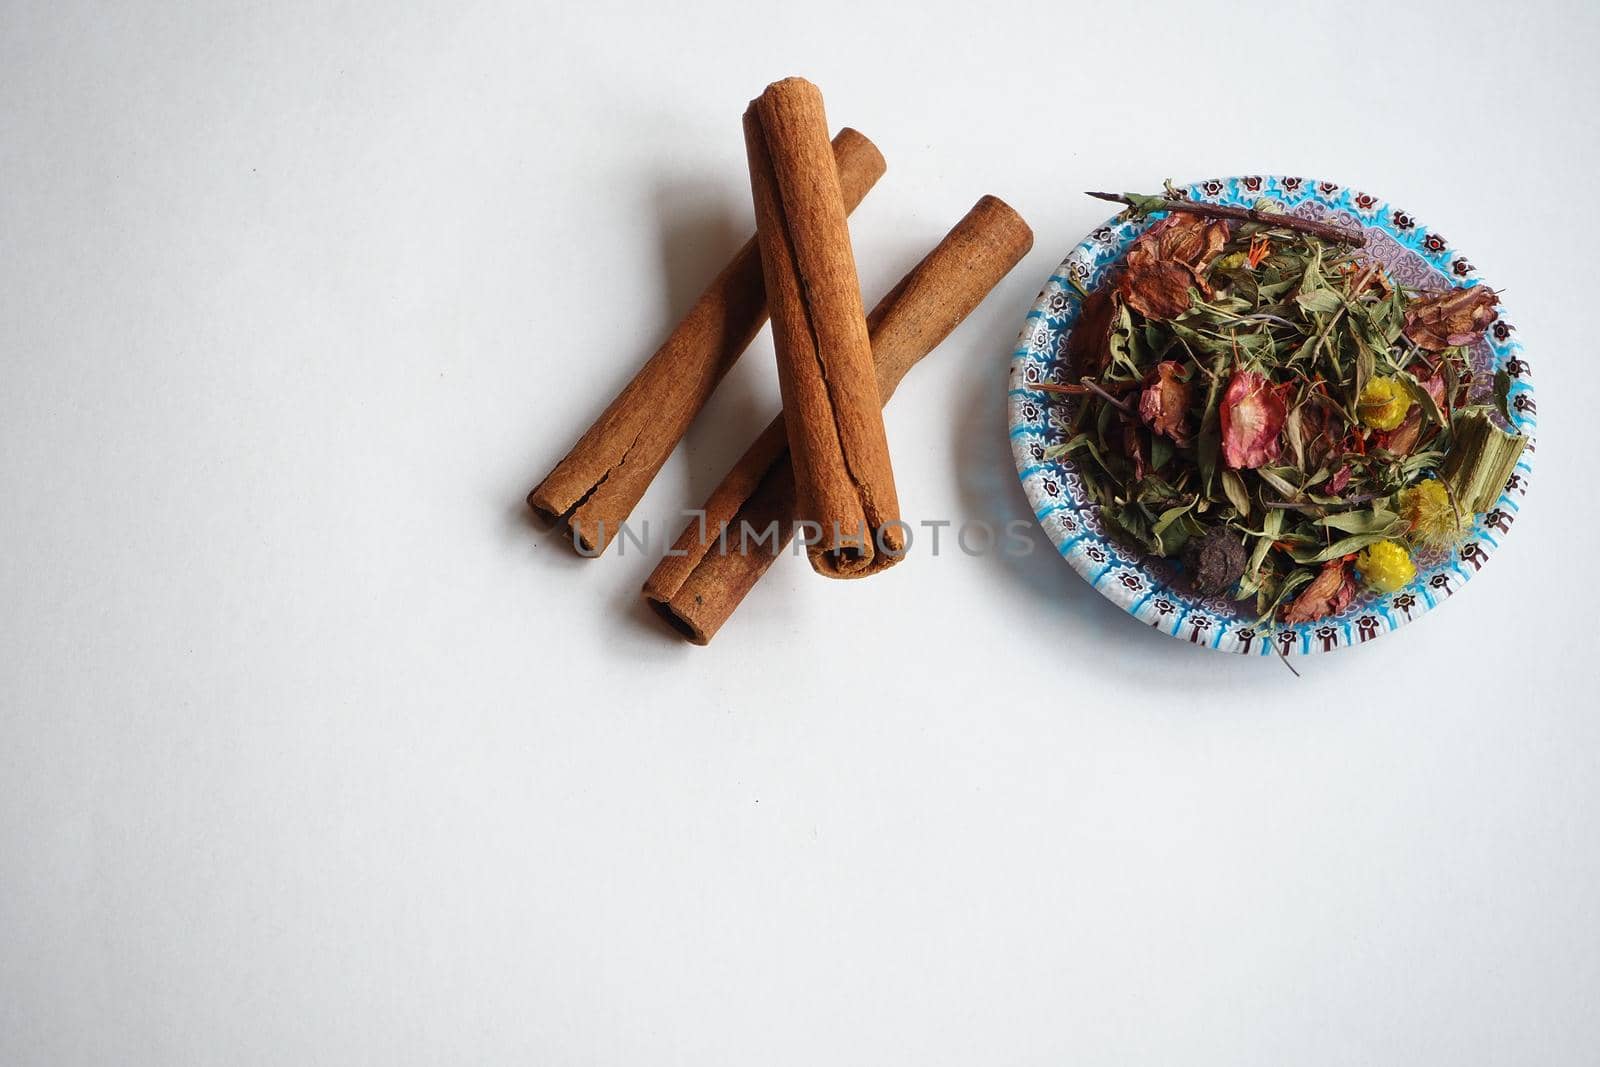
[744,78,901,578]
[528,128,886,555]
[643,195,1034,643]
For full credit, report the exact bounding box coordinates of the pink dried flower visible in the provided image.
[1220,370,1286,469]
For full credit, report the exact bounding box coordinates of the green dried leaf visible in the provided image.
[1397,369,1445,427]
[1150,433,1173,472]
[1295,288,1343,316]
[1288,530,1395,564]
[1312,507,1404,536]
[1493,369,1514,424]
[1220,468,1251,519]
[1247,508,1284,581]
[1256,467,1301,500]
[1283,404,1307,472]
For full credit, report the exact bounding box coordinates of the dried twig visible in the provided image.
[1087,190,1363,245]
[1034,378,1141,399]
[1260,491,1385,514]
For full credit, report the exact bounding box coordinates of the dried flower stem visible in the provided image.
[1260,491,1384,513]
[1086,191,1363,245]
[1079,377,1133,412]
[1035,379,1141,398]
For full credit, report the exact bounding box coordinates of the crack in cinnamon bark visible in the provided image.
[795,262,878,568]
[528,422,647,552]
[566,424,649,550]
[760,160,866,564]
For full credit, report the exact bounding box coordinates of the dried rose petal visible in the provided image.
[1115,215,1229,320]
[1067,284,1117,378]
[1403,284,1499,352]
[1142,214,1231,275]
[1420,370,1448,407]
[1282,559,1357,624]
[1374,371,1443,455]
[1326,464,1353,495]
[1293,396,1343,469]
[1138,360,1193,445]
[1219,370,1287,469]
[1376,408,1422,456]
[1118,259,1193,320]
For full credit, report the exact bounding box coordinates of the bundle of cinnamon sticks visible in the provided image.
[528,76,1033,643]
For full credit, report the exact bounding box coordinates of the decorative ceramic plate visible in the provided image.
[1008,177,1536,655]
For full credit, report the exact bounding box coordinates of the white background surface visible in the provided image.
[3,2,1597,1064]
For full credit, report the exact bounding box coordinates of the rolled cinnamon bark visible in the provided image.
[744,78,901,578]
[528,128,886,556]
[644,195,1034,644]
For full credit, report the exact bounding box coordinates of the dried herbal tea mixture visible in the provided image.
[1044,187,1528,625]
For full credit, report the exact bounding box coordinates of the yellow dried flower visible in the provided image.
[1357,376,1411,431]
[1399,478,1469,548]
[1356,540,1416,593]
